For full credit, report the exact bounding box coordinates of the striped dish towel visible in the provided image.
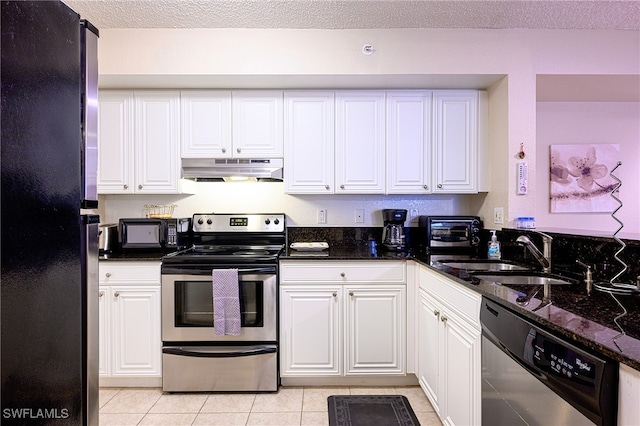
[212,269,241,336]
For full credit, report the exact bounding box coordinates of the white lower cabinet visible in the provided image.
[99,261,162,387]
[279,261,406,378]
[418,265,481,426]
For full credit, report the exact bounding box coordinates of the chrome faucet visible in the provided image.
[516,232,553,273]
[517,231,553,308]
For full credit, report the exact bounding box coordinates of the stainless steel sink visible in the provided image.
[471,272,576,286]
[440,260,531,272]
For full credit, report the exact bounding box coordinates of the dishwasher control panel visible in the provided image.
[530,331,597,386]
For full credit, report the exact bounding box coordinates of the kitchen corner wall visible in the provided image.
[96,27,639,233]
[99,186,470,227]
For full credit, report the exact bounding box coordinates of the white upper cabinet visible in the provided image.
[98,90,182,194]
[232,91,284,158]
[180,90,232,158]
[433,90,478,193]
[386,91,433,194]
[98,91,134,193]
[135,91,181,193]
[335,91,386,194]
[284,91,335,194]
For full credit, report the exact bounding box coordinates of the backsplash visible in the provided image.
[492,228,640,286]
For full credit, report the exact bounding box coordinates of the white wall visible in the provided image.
[99,187,469,227]
[96,27,640,232]
[536,102,640,237]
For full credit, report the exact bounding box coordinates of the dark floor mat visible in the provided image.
[327,395,421,426]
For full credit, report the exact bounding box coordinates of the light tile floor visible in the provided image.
[99,385,442,425]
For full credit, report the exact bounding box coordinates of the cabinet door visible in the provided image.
[345,285,405,375]
[284,91,335,194]
[280,286,342,376]
[98,286,110,376]
[180,90,232,158]
[386,91,432,194]
[418,289,442,416]
[335,91,385,194]
[111,286,161,376]
[135,91,180,193]
[97,91,134,193]
[441,308,480,426]
[433,91,478,193]
[232,91,283,158]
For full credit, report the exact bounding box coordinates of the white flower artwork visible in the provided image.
[549,144,620,213]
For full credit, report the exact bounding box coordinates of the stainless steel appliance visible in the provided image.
[99,223,119,254]
[1,2,100,423]
[161,213,285,392]
[419,215,482,255]
[181,158,284,181]
[381,209,408,251]
[119,217,189,251]
[481,298,618,426]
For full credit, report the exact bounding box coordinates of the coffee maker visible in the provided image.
[381,209,407,251]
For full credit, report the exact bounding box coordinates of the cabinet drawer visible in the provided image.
[99,261,161,285]
[280,261,406,283]
[419,266,480,328]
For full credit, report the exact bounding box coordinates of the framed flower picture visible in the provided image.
[550,144,620,213]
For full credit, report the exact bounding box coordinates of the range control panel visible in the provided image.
[192,213,285,233]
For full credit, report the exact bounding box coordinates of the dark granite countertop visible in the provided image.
[281,248,640,371]
[99,251,166,262]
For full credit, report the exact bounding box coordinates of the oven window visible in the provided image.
[174,280,264,327]
[433,225,469,241]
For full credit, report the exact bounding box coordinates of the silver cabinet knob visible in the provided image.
[349,291,354,297]
[123,184,128,190]
[325,185,330,190]
[340,185,345,190]
[222,148,226,153]
[437,184,443,189]
[441,316,448,324]
[138,184,143,190]
[237,148,241,153]
[332,292,337,298]
[105,272,112,278]
[423,185,429,190]
[340,272,346,278]
[433,309,439,317]
[114,292,120,298]
[99,291,104,298]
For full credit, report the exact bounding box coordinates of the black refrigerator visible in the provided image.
[1,1,100,424]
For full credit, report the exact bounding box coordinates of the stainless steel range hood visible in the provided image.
[181,158,283,182]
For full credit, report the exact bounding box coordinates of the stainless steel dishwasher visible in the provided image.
[480,297,618,426]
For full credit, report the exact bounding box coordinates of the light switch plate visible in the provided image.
[494,207,504,224]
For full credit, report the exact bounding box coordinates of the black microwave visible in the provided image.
[419,215,483,254]
[119,218,189,251]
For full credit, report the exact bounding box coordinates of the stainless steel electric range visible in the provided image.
[160,213,285,392]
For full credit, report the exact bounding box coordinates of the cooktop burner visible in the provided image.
[163,213,286,266]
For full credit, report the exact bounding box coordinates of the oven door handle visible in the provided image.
[163,346,276,358]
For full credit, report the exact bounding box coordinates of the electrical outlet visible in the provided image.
[317,209,327,224]
[410,208,419,223]
[494,207,504,225]
[355,209,364,223]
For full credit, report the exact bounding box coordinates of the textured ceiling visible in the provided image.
[63,0,640,30]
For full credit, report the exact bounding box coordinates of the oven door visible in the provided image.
[429,222,472,248]
[162,266,276,342]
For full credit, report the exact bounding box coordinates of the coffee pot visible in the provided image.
[381,209,408,251]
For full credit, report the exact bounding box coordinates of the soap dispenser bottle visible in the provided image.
[488,230,501,259]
